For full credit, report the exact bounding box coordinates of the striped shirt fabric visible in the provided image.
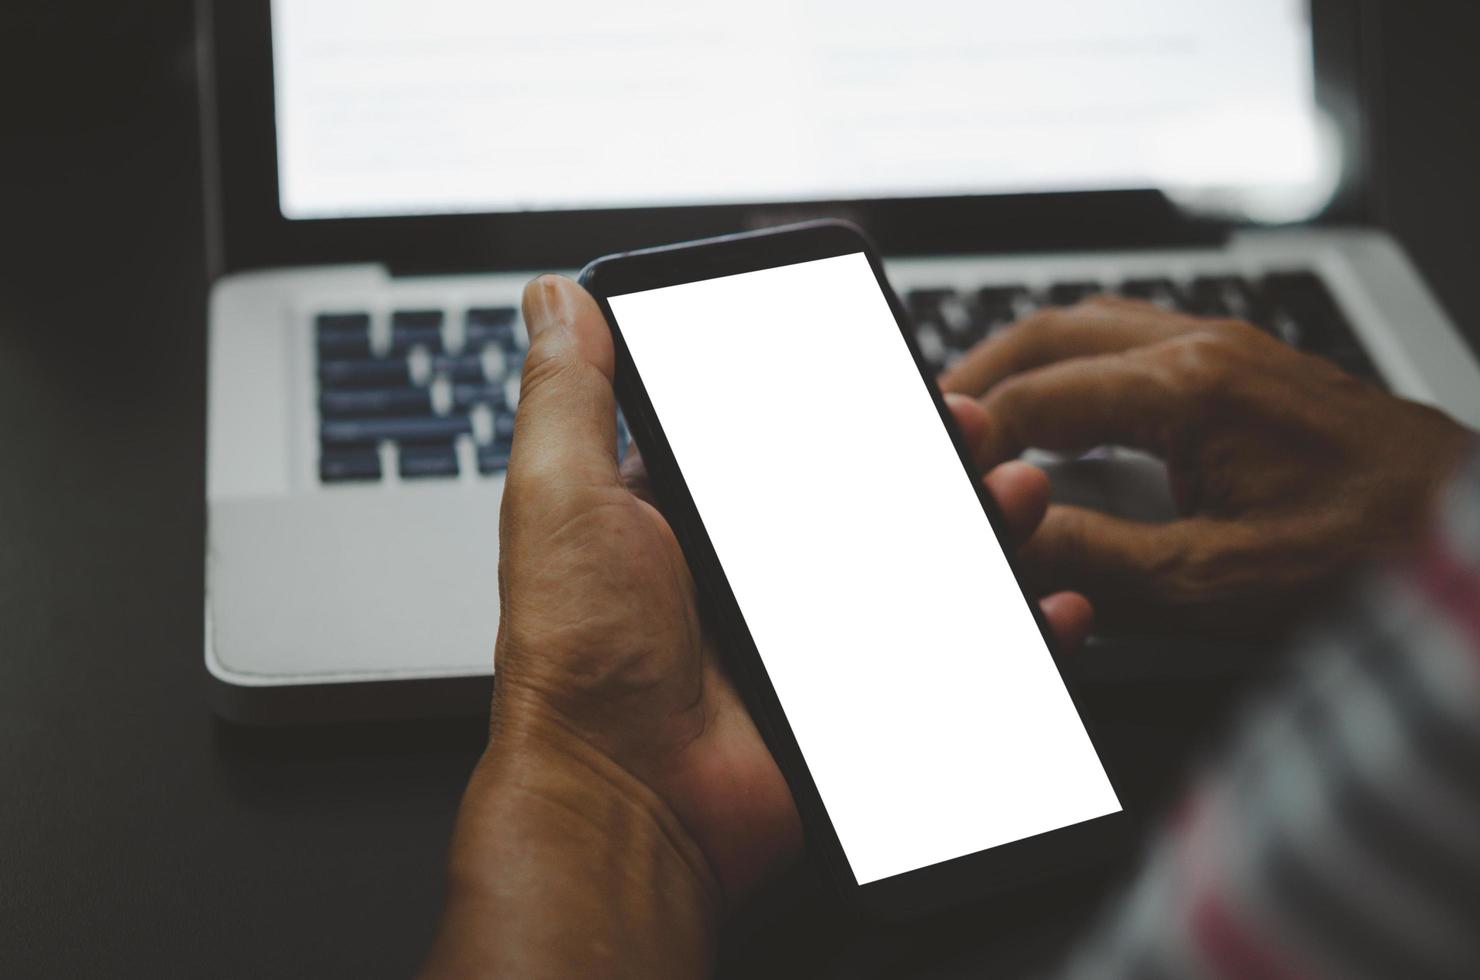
[1061,449,1480,980]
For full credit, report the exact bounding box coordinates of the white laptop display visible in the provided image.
[201,0,1480,721]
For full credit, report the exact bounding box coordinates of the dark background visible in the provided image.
[3,2,1477,975]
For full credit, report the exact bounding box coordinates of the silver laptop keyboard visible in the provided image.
[909,270,1380,378]
[317,306,533,482]
[314,269,1376,483]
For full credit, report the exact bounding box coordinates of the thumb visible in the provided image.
[508,275,621,492]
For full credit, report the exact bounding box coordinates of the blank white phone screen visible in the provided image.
[607,252,1120,885]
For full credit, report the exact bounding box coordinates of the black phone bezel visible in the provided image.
[579,220,1130,919]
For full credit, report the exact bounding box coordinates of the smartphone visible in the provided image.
[579,221,1125,918]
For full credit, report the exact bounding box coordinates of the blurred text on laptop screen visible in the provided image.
[271,0,1322,220]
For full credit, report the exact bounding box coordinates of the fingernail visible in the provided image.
[523,275,576,339]
[943,392,973,411]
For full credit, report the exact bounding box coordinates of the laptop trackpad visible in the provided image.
[208,487,503,684]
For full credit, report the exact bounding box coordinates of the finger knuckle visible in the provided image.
[1017,307,1065,333]
[1160,334,1241,400]
[1209,317,1267,347]
[518,341,575,396]
[981,375,1034,430]
[505,445,570,495]
[1152,534,1250,609]
[1075,293,1117,310]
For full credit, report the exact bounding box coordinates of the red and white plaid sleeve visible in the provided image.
[1060,449,1480,980]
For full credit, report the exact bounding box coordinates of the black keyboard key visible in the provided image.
[470,408,518,476]
[1324,345,1382,381]
[906,288,954,318]
[1045,281,1103,307]
[1118,278,1183,308]
[914,325,949,369]
[906,290,951,348]
[390,326,445,354]
[910,290,976,341]
[959,312,998,347]
[1261,272,1381,381]
[392,309,443,328]
[320,414,473,447]
[317,311,371,330]
[399,443,459,479]
[1185,276,1268,325]
[976,285,1033,326]
[316,313,372,359]
[938,295,977,341]
[479,409,515,473]
[1184,277,1231,317]
[465,307,519,349]
[501,349,526,378]
[432,354,487,384]
[390,310,446,353]
[477,445,512,475]
[319,448,381,483]
[951,321,992,351]
[319,387,433,417]
[493,408,516,445]
[451,383,508,411]
[1261,271,1351,349]
[318,358,413,389]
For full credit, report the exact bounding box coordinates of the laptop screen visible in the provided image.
[270,0,1326,222]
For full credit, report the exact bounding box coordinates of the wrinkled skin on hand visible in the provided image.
[426,275,1094,979]
[491,275,1094,900]
[941,296,1474,630]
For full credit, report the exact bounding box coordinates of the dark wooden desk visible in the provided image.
[3,2,1475,975]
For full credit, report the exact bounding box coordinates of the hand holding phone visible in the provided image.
[577,221,1123,916]
[432,233,1110,973]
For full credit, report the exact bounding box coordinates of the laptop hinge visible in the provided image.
[738,189,1227,259]
[384,190,1226,277]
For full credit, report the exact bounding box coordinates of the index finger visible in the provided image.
[973,346,1195,465]
[939,298,1195,397]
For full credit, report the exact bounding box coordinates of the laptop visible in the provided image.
[199,0,1480,723]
